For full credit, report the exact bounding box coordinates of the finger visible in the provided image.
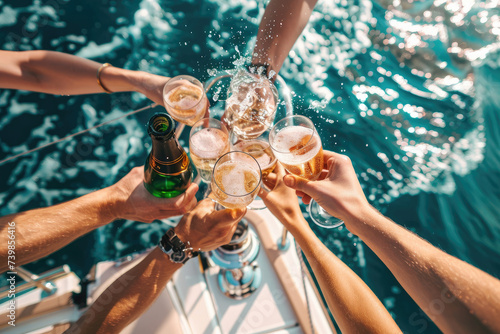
[175,183,199,209]
[301,195,312,205]
[264,173,277,184]
[327,157,335,170]
[258,187,269,200]
[323,151,351,170]
[209,207,246,226]
[317,170,329,181]
[283,174,312,193]
[296,190,306,198]
[274,163,286,179]
[149,182,199,210]
[262,178,275,190]
[181,197,198,214]
[224,221,240,244]
[323,150,342,161]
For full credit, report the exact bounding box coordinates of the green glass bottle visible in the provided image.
[144,113,192,198]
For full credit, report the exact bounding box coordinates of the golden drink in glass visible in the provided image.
[232,140,277,177]
[211,152,262,209]
[163,75,209,126]
[189,118,230,182]
[271,125,323,180]
[270,115,343,229]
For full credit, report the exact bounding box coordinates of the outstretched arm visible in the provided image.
[67,199,245,334]
[283,151,500,334]
[0,167,198,272]
[252,0,318,74]
[0,50,168,105]
[260,164,401,334]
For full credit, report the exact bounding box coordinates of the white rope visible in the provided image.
[0,103,157,166]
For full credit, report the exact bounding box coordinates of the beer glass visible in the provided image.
[269,115,344,228]
[163,75,209,126]
[190,118,230,183]
[211,151,262,209]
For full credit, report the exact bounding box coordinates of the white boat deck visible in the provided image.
[0,209,336,334]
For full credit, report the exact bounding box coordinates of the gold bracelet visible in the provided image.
[97,63,113,94]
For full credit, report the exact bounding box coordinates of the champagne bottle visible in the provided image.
[144,113,192,198]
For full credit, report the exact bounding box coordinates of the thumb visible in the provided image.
[283,175,317,196]
[164,182,199,209]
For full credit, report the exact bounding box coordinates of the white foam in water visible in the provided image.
[190,128,227,159]
[273,126,321,165]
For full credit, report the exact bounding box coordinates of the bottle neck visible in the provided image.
[150,135,182,162]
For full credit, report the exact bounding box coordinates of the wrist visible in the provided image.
[95,187,122,223]
[122,69,148,94]
[99,185,129,222]
[248,61,276,82]
[173,224,188,245]
[288,219,319,249]
[279,213,313,236]
[342,203,379,236]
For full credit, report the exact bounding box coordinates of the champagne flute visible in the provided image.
[211,151,262,209]
[163,75,209,126]
[269,115,343,228]
[190,118,230,181]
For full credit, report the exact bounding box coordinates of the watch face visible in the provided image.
[170,251,187,263]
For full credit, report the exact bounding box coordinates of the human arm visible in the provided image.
[0,166,198,272]
[252,0,318,74]
[283,151,500,334]
[0,50,168,105]
[66,199,245,334]
[260,163,401,334]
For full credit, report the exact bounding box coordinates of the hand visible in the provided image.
[283,151,370,226]
[109,167,198,222]
[259,163,309,233]
[136,72,171,106]
[174,199,246,251]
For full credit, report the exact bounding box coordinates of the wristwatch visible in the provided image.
[158,228,199,264]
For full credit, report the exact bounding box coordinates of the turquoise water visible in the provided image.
[1,0,500,332]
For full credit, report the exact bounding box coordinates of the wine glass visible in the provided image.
[211,151,262,210]
[230,129,277,210]
[230,128,277,178]
[190,118,230,179]
[269,115,343,228]
[223,69,279,139]
[163,75,209,126]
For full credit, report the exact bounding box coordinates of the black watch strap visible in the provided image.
[165,228,185,252]
[159,228,199,264]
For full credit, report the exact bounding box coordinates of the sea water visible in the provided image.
[0,0,499,332]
